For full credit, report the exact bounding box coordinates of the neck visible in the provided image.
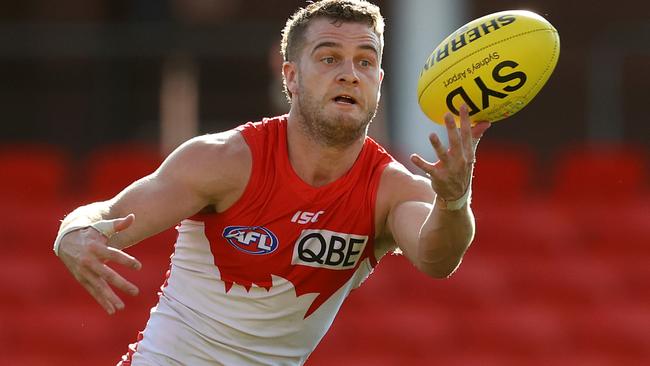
[286,108,366,187]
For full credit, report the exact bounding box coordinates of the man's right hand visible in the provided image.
[58,214,142,314]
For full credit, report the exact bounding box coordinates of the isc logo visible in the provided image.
[446,60,527,116]
[292,229,367,270]
[291,210,325,224]
[223,226,279,255]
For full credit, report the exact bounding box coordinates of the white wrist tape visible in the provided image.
[52,219,117,256]
[437,174,473,211]
[90,220,117,239]
[438,187,471,210]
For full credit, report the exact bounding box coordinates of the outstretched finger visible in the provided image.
[95,276,126,313]
[93,261,140,296]
[79,272,119,314]
[459,105,473,156]
[428,133,449,164]
[98,246,142,270]
[444,112,461,151]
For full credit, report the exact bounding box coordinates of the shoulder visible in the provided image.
[375,161,434,230]
[378,161,434,205]
[156,129,252,205]
[160,130,250,174]
[178,129,250,163]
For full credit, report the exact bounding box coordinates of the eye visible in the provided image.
[322,56,336,64]
[359,59,372,67]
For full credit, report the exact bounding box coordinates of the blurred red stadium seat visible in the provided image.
[0,301,129,365]
[551,143,648,204]
[0,143,70,203]
[575,201,650,258]
[0,253,74,308]
[472,141,537,206]
[84,142,163,201]
[0,200,73,255]
[502,255,624,307]
[472,200,582,260]
[561,301,650,361]
[613,257,650,304]
[454,301,569,358]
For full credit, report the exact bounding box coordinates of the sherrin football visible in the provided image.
[417,10,560,124]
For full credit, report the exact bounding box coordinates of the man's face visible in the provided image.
[284,18,384,147]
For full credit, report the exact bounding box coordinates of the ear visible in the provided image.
[379,68,385,84]
[283,61,299,96]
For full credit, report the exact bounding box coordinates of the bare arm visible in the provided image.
[55,130,250,313]
[387,193,475,278]
[380,105,490,278]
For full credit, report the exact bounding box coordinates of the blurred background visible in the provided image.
[0,0,648,365]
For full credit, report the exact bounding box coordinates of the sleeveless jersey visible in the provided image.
[120,115,395,365]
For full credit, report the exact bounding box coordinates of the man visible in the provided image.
[54,0,490,364]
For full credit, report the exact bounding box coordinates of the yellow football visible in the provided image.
[417,10,560,124]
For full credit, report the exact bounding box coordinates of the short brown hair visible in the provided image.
[281,0,384,62]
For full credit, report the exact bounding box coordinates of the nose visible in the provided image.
[337,59,359,85]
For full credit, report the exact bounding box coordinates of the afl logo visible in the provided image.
[223,226,279,255]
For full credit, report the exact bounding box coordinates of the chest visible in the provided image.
[186,199,378,317]
[206,195,376,273]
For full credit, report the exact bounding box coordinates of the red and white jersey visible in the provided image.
[120,116,395,365]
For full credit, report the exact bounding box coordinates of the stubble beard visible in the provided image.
[295,85,378,149]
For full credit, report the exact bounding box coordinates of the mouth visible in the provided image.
[333,95,358,105]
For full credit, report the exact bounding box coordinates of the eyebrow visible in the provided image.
[311,41,379,57]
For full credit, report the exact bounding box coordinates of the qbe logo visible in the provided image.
[292,229,368,270]
[223,226,279,255]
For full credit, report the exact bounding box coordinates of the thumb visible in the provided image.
[91,214,135,238]
[471,121,491,140]
[470,121,491,153]
[113,213,135,233]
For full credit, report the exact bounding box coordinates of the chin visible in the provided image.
[330,113,365,130]
[329,105,365,123]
